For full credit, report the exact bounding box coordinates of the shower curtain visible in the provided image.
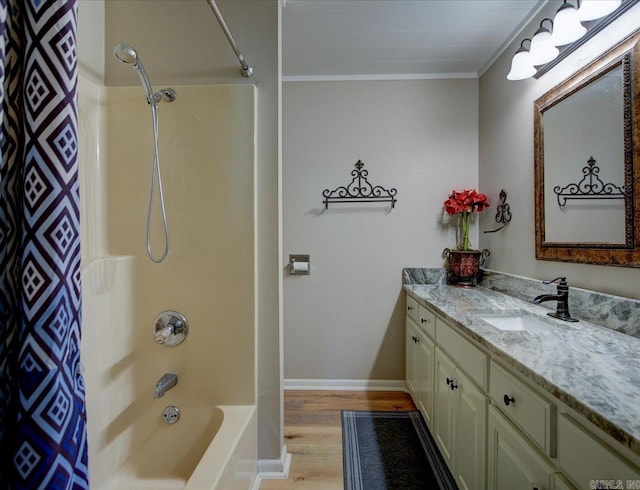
[0,0,88,488]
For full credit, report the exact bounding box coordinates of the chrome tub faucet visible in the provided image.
[532,276,578,322]
[153,373,178,398]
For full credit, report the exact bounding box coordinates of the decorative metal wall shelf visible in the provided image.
[553,156,626,207]
[322,160,397,210]
[484,189,512,233]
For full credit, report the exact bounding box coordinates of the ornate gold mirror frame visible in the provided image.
[534,30,640,267]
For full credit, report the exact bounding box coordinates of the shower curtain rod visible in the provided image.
[206,0,254,78]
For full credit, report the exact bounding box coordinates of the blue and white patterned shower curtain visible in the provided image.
[0,0,88,488]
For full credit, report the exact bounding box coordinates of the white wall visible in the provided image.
[479,1,640,300]
[283,79,478,381]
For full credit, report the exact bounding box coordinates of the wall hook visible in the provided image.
[484,189,512,233]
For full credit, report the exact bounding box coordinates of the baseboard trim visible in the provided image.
[256,444,291,482]
[284,378,408,392]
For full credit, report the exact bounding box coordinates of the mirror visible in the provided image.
[534,30,640,267]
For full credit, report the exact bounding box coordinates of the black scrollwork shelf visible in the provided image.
[553,156,626,207]
[322,160,397,210]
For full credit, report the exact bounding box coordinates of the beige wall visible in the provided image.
[282,79,479,381]
[479,1,640,300]
[79,0,283,464]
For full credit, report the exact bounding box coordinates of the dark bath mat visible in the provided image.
[342,410,458,490]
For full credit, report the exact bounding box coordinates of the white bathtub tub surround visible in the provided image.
[186,405,257,490]
[106,405,256,490]
[80,80,258,489]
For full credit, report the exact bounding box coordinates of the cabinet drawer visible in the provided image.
[436,318,487,389]
[418,305,436,339]
[489,361,556,456]
[557,413,640,488]
[406,295,419,323]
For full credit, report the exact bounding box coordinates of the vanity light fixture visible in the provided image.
[506,0,628,80]
[507,39,537,80]
[577,0,622,21]
[550,0,587,46]
[529,19,560,65]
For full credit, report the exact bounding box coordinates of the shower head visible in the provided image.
[113,43,156,104]
[113,43,138,65]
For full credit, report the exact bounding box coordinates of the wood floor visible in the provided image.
[259,390,417,489]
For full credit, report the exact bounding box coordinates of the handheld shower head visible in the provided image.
[113,44,157,104]
[113,43,176,263]
[113,43,138,65]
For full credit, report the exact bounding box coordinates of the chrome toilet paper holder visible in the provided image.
[289,254,310,275]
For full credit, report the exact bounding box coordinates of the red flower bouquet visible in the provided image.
[444,189,489,251]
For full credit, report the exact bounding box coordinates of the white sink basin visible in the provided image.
[477,313,554,332]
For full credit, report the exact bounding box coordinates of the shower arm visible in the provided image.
[205,0,254,78]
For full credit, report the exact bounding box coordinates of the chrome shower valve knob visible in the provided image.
[154,326,173,344]
[153,310,189,347]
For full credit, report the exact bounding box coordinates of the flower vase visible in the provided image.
[443,248,490,287]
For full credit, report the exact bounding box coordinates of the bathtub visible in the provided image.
[105,405,257,490]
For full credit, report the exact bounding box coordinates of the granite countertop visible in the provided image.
[404,283,640,458]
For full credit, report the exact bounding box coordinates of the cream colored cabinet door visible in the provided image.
[406,318,419,396]
[552,473,576,490]
[435,347,487,490]
[416,330,435,425]
[456,368,487,490]
[488,406,555,490]
[434,347,458,469]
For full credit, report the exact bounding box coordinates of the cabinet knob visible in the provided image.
[503,394,515,406]
[446,377,452,385]
[421,318,427,324]
[411,336,416,342]
[408,306,414,311]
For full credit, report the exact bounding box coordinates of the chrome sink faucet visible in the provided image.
[532,276,578,322]
[153,373,178,398]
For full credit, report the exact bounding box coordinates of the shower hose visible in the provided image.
[146,100,169,263]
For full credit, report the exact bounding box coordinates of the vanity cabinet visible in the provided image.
[556,413,640,487]
[406,318,419,395]
[434,347,457,467]
[489,360,555,457]
[487,406,556,490]
[404,290,640,490]
[405,301,436,424]
[406,298,487,490]
[416,330,435,424]
[434,335,487,490]
[552,474,576,490]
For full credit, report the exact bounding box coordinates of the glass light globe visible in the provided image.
[550,2,587,46]
[529,26,560,65]
[507,47,536,80]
